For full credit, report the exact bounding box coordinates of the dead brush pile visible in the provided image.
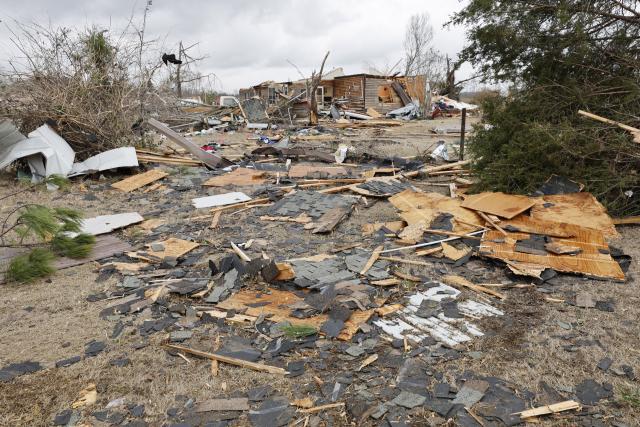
[1,24,177,157]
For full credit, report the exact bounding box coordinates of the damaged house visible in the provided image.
[238,68,427,118]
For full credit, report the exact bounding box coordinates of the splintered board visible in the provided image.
[389,190,483,233]
[216,288,372,341]
[479,219,624,281]
[461,192,535,219]
[530,192,618,238]
[112,169,168,192]
[203,168,266,187]
[128,238,199,262]
[288,165,350,179]
[499,215,576,238]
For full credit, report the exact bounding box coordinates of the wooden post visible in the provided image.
[460,108,467,160]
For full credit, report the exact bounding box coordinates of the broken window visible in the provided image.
[315,86,324,109]
[378,84,393,103]
[268,88,276,105]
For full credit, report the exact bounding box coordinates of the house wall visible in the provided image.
[333,75,365,111]
[364,77,403,114]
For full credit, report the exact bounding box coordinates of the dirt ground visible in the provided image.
[0,118,638,426]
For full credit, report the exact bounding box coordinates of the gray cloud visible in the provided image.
[0,0,471,92]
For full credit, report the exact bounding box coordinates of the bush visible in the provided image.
[469,93,640,216]
[5,248,56,283]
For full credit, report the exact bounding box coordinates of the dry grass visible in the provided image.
[1,121,639,425]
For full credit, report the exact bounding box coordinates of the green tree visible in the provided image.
[451,1,640,215]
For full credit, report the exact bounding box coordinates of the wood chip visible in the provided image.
[72,383,97,408]
[441,242,472,261]
[292,397,314,409]
[357,354,378,371]
[360,245,384,275]
[209,211,222,229]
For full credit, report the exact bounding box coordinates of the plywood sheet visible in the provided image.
[389,190,483,233]
[461,192,535,219]
[128,237,199,262]
[500,215,577,239]
[112,169,168,192]
[217,289,369,341]
[203,168,266,187]
[479,223,624,281]
[530,192,618,238]
[288,165,349,179]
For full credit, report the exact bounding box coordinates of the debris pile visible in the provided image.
[0,101,635,426]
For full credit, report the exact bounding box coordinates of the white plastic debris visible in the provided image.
[430,141,449,161]
[0,121,138,182]
[192,192,251,209]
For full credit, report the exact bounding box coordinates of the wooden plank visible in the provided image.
[517,400,581,419]
[578,110,640,134]
[371,278,400,286]
[203,168,266,187]
[476,211,507,236]
[530,192,618,238]
[461,192,535,219]
[312,206,351,233]
[147,118,231,168]
[112,169,168,192]
[613,215,640,225]
[379,256,433,267]
[391,81,411,105]
[165,344,287,375]
[442,275,506,300]
[298,402,345,414]
[403,159,471,178]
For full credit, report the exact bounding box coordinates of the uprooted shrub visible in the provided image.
[1,200,95,283]
[1,22,177,156]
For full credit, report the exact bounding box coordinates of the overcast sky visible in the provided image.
[0,0,471,93]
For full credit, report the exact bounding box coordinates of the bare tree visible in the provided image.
[174,41,211,99]
[307,51,330,125]
[402,13,447,116]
